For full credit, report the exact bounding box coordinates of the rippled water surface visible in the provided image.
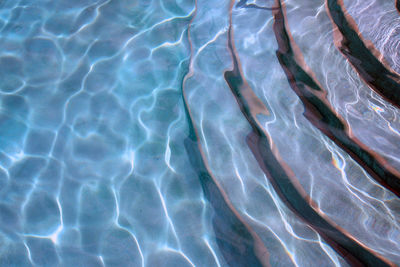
[1,0,400,266]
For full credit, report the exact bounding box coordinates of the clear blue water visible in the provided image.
[0,0,400,266]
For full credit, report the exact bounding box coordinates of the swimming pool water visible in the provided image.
[0,0,400,266]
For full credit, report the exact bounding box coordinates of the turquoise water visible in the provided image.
[0,0,400,266]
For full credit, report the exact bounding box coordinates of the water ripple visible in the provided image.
[0,0,399,266]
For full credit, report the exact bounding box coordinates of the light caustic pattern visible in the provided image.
[0,0,399,266]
